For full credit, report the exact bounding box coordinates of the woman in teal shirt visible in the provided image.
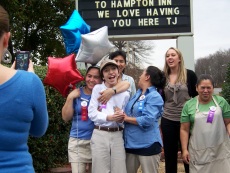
[123,66,166,173]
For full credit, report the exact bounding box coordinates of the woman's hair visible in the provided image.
[163,47,187,84]
[0,5,9,38]
[146,66,166,91]
[109,50,127,73]
[109,50,127,64]
[86,65,101,78]
[197,74,214,87]
[86,65,100,75]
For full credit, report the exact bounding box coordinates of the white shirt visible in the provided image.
[88,82,130,127]
[122,73,136,98]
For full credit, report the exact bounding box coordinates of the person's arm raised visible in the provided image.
[98,81,130,104]
[62,89,80,122]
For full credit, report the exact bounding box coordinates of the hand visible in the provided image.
[113,110,125,123]
[107,110,125,122]
[11,60,34,73]
[67,88,80,100]
[182,150,190,164]
[113,106,122,112]
[98,88,114,104]
[27,60,34,73]
[123,112,129,122]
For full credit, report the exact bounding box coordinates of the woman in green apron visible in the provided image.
[180,74,230,173]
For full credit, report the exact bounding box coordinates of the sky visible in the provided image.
[146,0,230,69]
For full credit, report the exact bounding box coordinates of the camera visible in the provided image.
[15,51,30,71]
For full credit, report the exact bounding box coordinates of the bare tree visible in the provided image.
[111,40,154,67]
[195,48,230,87]
[109,40,154,88]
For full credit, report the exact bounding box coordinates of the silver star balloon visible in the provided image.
[76,26,115,65]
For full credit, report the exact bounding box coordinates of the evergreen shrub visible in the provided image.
[29,65,85,172]
[221,62,230,103]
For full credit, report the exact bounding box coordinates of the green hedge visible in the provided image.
[28,65,86,172]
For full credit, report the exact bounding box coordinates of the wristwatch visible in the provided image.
[112,87,116,94]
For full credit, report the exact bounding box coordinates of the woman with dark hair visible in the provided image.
[109,50,136,98]
[180,74,230,173]
[123,66,166,173]
[62,66,101,173]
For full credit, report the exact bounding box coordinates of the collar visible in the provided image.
[138,86,157,95]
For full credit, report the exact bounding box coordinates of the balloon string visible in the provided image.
[76,99,80,173]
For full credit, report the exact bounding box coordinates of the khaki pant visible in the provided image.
[71,162,92,173]
[126,153,161,173]
[68,137,92,173]
[90,129,127,173]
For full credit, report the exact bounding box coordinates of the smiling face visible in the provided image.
[165,48,181,69]
[85,68,101,91]
[102,64,119,87]
[196,79,214,104]
[113,55,126,74]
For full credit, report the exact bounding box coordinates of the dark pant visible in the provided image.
[161,117,189,173]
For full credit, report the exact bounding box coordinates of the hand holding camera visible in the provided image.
[11,51,34,72]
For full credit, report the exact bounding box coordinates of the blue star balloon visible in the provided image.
[60,10,90,54]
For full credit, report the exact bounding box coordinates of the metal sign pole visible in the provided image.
[75,0,78,10]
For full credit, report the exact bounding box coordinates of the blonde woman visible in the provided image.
[161,47,197,173]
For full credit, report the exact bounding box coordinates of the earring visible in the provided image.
[2,49,12,64]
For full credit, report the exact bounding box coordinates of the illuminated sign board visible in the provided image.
[78,0,192,39]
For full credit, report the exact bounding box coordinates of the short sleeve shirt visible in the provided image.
[181,95,230,132]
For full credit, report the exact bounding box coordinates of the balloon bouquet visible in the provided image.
[44,10,114,97]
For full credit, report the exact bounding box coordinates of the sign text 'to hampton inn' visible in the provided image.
[78,0,192,39]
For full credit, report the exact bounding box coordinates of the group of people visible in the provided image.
[63,50,166,173]
[1,4,230,173]
[63,46,230,173]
